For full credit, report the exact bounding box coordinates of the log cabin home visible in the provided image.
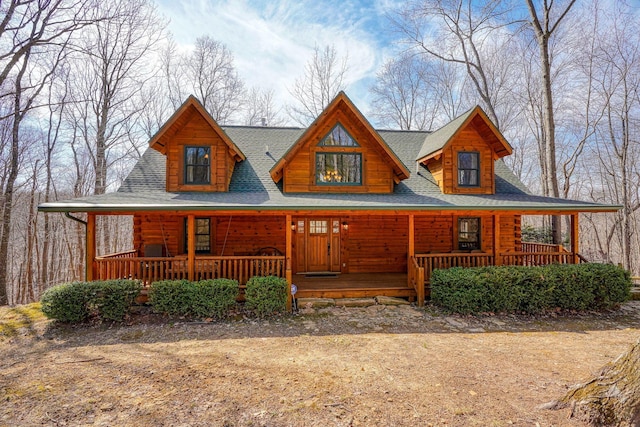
[39,92,619,308]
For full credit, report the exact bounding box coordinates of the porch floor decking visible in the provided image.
[292,273,415,300]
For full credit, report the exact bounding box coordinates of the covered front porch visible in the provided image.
[93,240,582,306]
[83,210,586,308]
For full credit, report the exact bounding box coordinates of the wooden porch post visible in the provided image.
[571,213,579,264]
[408,214,415,259]
[187,214,195,281]
[408,214,425,306]
[286,214,293,312]
[493,214,502,266]
[408,213,415,288]
[86,213,96,281]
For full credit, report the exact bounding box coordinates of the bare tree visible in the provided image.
[243,87,286,127]
[160,38,187,111]
[190,36,245,124]
[0,0,99,101]
[369,53,439,130]
[287,44,348,126]
[393,0,520,130]
[0,0,92,304]
[39,64,72,292]
[163,35,245,124]
[524,0,577,244]
[64,0,166,197]
[137,80,173,141]
[584,1,640,272]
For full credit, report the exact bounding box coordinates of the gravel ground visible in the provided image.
[1,301,639,426]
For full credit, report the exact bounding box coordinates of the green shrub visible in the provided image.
[245,276,288,317]
[148,280,193,316]
[431,264,631,315]
[40,280,141,323]
[149,279,239,319]
[41,282,91,323]
[89,280,142,321]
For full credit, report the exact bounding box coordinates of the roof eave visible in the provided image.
[38,203,623,214]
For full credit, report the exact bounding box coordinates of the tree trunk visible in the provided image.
[23,162,40,303]
[546,339,640,426]
[0,50,30,306]
[525,0,576,246]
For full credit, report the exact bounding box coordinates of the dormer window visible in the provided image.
[315,123,362,186]
[458,151,479,187]
[185,146,210,185]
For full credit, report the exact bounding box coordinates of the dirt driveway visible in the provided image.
[2,302,640,426]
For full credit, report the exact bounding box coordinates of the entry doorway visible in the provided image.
[294,218,341,273]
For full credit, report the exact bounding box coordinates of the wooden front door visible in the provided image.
[307,219,330,271]
[295,218,341,273]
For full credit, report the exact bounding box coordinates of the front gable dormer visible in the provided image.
[270,92,410,193]
[416,106,511,195]
[149,95,245,192]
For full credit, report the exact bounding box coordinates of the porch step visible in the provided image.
[294,287,415,300]
[297,296,411,308]
[631,287,640,301]
[335,298,376,307]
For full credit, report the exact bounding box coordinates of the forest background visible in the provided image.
[1,0,638,305]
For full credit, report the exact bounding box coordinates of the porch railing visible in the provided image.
[94,254,285,285]
[415,252,495,282]
[499,251,574,266]
[413,247,580,295]
[521,242,567,253]
[408,256,425,307]
[194,256,285,284]
[97,249,138,259]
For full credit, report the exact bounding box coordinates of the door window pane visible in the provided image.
[309,220,328,234]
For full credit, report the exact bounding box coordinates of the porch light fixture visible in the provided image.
[291,222,296,231]
[342,221,348,231]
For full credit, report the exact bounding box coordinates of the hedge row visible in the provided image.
[149,279,239,318]
[41,276,290,323]
[41,280,142,322]
[430,263,631,314]
[149,276,288,318]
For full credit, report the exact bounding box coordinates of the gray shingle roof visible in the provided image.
[39,125,618,213]
[415,109,474,161]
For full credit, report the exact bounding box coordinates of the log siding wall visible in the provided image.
[165,111,234,192]
[344,215,408,273]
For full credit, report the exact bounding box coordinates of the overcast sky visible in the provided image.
[155,0,404,116]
